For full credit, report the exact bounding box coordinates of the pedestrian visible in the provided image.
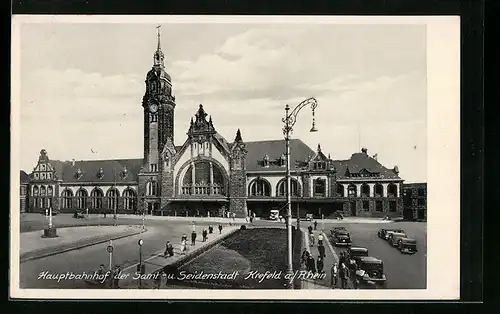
[340,263,350,289]
[318,243,326,259]
[192,222,196,232]
[104,210,107,218]
[309,233,315,246]
[181,233,187,243]
[308,225,313,235]
[314,221,318,230]
[307,255,317,273]
[202,229,208,242]
[112,265,121,289]
[208,225,213,234]
[318,233,324,246]
[316,256,324,274]
[181,239,187,254]
[339,252,346,267]
[331,263,338,288]
[218,224,223,234]
[301,249,310,268]
[86,207,89,218]
[191,230,197,246]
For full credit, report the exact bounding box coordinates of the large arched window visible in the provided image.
[388,183,397,197]
[336,184,344,197]
[76,189,88,209]
[146,179,158,196]
[40,186,46,197]
[374,183,383,197]
[361,184,370,197]
[348,184,357,197]
[62,189,73,209]
[123,189,136,211]
[181,161,226,195]
[248,178,271,197]
[276,178,300,197]
[33,186,39,208]
[47,186,54,196]
[107,188,119,211]
[90,188,103,209]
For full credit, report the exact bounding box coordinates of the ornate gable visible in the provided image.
[32,149,58,181]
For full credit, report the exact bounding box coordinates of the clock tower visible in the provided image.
[138,26,176,215]
[142,25,176,171]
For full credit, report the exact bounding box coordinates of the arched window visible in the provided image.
[348,184,357,197]
[361,184,370,197]
[374,183,383,197]
[107,188,119,211]
[388,183,397,197]
[62,189,73,209]
[123,189,137,211]
[248,178,271,197]
[181,161,226,195]
[76,189,88,209]
[146,180,158,196]
[40,186,46,196]
[90,188,103,209]
[33,186,39,196]
[47,186,54,196]
[276,179,300,197]
[336,184,344,197]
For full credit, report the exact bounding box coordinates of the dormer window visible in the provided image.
[97,168,104,179]
[263,154,270,167]
[121,166,128,178]
[75,168,83,179]
[280,153,286,167]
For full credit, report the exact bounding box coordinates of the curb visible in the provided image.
[20,228,147,263]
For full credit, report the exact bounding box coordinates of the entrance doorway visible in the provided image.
[350,201,357,216]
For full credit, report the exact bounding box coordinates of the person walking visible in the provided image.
[301,249,310,268]
[202,229,208,242]
[218,224,223,234]
[208,225,213,234]
[316,256,324,275]
[330,263,338,288]
[180,239,187,255]
[181,233,187,243]
[317,233,324,246]
[306,255,316,274]
[309,232,315,246]
[318,243,326,259]
[308,225,313,235]
[314,220,318,230]
[191,230,197,246]
[340,263,350,289]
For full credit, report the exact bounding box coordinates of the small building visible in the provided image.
[20,170,30,212]
[402,183,427,221]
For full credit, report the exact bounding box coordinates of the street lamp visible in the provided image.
[138,239,144,288]
[282,97,318,289]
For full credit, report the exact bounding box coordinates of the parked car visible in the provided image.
[305,214,314,221]
[346,246,369,270]
[331,227,347,236]
[388,232,408,247]
[269,209,280,220]
[378,228,405,240]
[354,256,387,289]
[332,229,352,247]
[398,237,418,254]
[73,210,85,219]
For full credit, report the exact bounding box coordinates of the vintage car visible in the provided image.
[346,246,369,270]
[388,232,408,247]
[305,213,314,221]
[332,229,352,246]
[354,256,387,289]
[398,237,418,254]
[331,227,347,236]
[378,228,405,240]
[73,210,85,219]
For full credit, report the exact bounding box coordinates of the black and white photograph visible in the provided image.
[10,15,460,300]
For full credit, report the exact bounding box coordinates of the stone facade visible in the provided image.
[403,183,427,221]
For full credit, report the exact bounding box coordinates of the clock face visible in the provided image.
[149,103,158,113]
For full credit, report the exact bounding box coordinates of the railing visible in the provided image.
[181,184,225,196]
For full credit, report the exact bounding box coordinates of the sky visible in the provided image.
[18,22,427,183]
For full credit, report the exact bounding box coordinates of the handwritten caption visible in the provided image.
[37,270,326,283]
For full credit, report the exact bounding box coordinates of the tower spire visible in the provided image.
[153,25,164,67]
[156,24,161,51]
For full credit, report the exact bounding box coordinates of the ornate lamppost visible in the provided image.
[282,97,318,289]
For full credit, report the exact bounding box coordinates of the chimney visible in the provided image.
[361,148,368,154]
